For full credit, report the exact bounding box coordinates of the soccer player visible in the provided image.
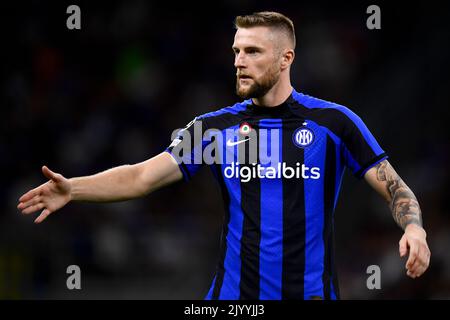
[17,12,430,300]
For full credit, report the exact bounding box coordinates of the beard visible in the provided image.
[236,66,280,99]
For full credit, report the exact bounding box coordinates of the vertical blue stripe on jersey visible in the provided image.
[342,143,361,174]
[331,278,337,300]
[331,145,343,300]
[258,119,283,300]
[334,145,344,210]
[205,276,216,300]
[303,120,326,299]
[219,126,243,299]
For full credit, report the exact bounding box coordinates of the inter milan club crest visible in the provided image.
[293,123,315,148]
[239,122,252,135]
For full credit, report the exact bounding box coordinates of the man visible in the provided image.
[18,11,430,300]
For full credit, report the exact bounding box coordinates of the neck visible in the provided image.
[252,76,293,107]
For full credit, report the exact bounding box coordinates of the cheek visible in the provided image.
[253,62,273,78]
[258,57,280,74]
[270,58,282,72]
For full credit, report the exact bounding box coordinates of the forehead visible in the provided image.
[233,26,274,48]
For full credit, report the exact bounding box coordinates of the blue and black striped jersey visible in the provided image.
[166,89,387,300]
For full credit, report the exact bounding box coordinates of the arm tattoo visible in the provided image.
[374,160,422,230]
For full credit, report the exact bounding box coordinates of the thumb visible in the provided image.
[42,166,60,182]
[399,234,408,257]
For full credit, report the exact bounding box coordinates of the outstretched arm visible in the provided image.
[364,160,430,278]
[18,152,182,223]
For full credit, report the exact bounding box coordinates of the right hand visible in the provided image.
[17,166,72,223]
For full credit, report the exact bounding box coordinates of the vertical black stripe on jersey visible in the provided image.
[212,163,230,299]
[281,120,306,299]
[239,130,261,300]
[322,136,335,300]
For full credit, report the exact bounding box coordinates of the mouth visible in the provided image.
[238,75,252,80]
[237,73,252,80]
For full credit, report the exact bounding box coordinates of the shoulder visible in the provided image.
[197,99,251,120]
[195,100,251,130]
[293,91,360,120]
[292,91,367,133]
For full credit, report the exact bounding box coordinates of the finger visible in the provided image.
[42,166,60,182]
[408,262,420,277]
[406,245,418,270]
[399,236,408,257]
[406,256,417,272]
[19,187,41,203]
[425,250,431,267]
[406,269,416,278]
[18,195,41,210]
[34,209,52,224]
[414,265,426,278]
[408,261,421,277]
[418,256,430,276]
[408,245,431,278]
[413,261,427,278]
[22,203,45,215]
[415,247,431,276]
[407,244,420,269]
[409,245,423,271]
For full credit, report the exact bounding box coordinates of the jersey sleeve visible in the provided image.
[339,108,388,178]
[165,117,211,181]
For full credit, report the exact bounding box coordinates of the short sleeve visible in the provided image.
[165,117,212,181]
[339,108,388,178]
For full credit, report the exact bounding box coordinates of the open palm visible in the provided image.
[18,166,72,223]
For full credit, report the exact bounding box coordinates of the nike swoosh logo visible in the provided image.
[226,138,250,147]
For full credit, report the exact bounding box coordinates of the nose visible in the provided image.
[234,52,246,69]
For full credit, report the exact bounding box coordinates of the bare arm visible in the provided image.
[365,160,422,230]
[364,160,430,278]
[70,152,182,201]
[18,152,182,223]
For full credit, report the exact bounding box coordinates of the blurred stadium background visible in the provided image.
[1,0,449,299]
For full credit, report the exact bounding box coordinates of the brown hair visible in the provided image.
[234,11,296,49]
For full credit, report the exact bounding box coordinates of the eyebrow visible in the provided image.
[232,46,263,52]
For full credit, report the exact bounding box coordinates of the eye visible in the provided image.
[246,47,260,56]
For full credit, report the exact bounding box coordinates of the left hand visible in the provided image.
[399,224,431,278]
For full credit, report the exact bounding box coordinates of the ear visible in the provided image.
[280,49,295,70]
